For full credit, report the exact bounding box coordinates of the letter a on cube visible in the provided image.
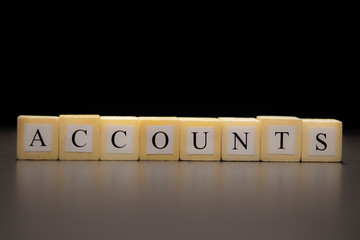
[257,116,302,162]
[301,119,342,162]
[17,115,59,160]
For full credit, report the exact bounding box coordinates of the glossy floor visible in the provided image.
[1,128,360,240]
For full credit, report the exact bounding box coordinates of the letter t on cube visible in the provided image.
[257,116,302,162]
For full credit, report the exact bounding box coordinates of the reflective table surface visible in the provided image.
[1,127,360,240]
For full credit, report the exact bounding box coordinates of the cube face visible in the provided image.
[59,115,100,160]
[219,118,260,161]
[257,116,302,161]
[17,115,59,160]
[139,117,180,160]
[100,116,140,160]
[179,118,221,161]
[301,119,342,162]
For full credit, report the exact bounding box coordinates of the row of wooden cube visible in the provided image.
[17,115,342,162]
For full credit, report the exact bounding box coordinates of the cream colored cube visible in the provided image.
[17,115,59,160]
[257,116,302,162]
[219,117,260,161]
[301,119,342,162]
[179,118,221,161]
[100,116,140,160]
[139,117,180,160]
[59,114,100,160]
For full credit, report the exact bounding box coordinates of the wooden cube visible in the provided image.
[100,116,140,160]
[219,117,260,161]
[257,116,302,162]
[179,117,221,161]
[17,115,59,160]
[59,114,100,160]
[301,119,342,162]
[139,117,180,160]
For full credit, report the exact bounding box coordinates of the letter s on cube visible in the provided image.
[301,119,342,162]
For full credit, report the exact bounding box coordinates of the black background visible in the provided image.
[3,26,355,130]
[2,85,356,130]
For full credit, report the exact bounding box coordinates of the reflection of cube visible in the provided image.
[179,118,221,161]
[17,115,59,160]
[59,115,100,160]
[301,119,342,162]
[257,116,302,162]
[100,116,140,160]
[139,117,180,160]
[219,117,260,161]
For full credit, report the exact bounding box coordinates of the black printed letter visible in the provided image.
[152,131,169,149]
[29,129,47,147]
[232,132,249,150]
[274,132,289,149]
[192,132,208,150]
[111,130,127,148]
[316,133,327,151]
[72,129,87,148]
